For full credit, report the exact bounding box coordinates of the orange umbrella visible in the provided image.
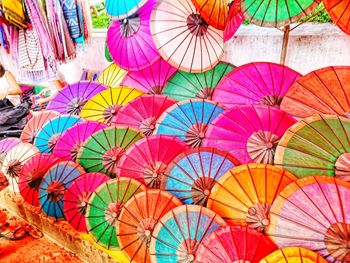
[260,247,328,263]
[323,0,350,35]
[207,164,296,231]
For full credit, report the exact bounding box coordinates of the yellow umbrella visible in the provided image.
[260,247,327,263]
[97,63,127,88]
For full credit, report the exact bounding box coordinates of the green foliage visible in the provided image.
[92,12,110,29]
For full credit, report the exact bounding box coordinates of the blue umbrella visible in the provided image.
[105,0,148,19]
[155,99,225,148]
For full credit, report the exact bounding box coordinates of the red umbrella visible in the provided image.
[224,0,244,42]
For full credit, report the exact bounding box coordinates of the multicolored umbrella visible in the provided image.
[280,66,350,118]
[212,62,302,108]
[105,0,148,20]
[323,0,350,35]
[241,0,320,27]
[266,176,350,262]
[112,95,176,136]
[207,164,296,231]
[155,99,225,148]
[117,189,182,262]
[77,126,144,177]
[39,161,85,221]
[261,247,328,263]
[195,226,277,262]
[162,147,240,205]
[2,143,39,192]
[18,154,60,206]
[53,121,107,161]
[116,135,188,188]
[163,62,235,101]
[34,115,82,154]
[203,105,296,164]
[150,205,227,262]
[46,82,107,115]
[224,0,244,42]
[96,63,127,88]
[63,172,110,232]
[120,58,177,94]
[20,111,60,144]
[0,138,21,166]
[275,115,350,181]
[150,0,224,73]
[80,87,144,125]
[86,177,146,250]
[107,0,159,71]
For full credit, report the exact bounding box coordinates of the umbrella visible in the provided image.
[63,172,110,232]
[191,0,229,30]
[207,164,296,231]
[34,115,82,154]
[96,63,127,88]
[20,110,60,144]
[116,135,188,188]
[105,0,148,20]
[149,205,227,262]
[112,95,176,136]
[52,121,107,161]
[195,226,277,263]
[86,177,146,250]
[163,62,235,101]
[18,154,60,206]
[80,87,144,125]
[46,81,107,115]
[0,138,21,167]
[274,114,350,181]
[161,147,240,206]
[117,189,182,262]
[280,66,350,118]
[241,0,320,27]
[260,247,328,263]
[155,99,225,148]
[107,0,160,71]
[2,143,39,193]
[212,62,302,108]
[265,176,350,262]
[39,161,85,221]
[224,0,244,42]
[120,58,177,94]
[323,0,350,35]
[76,126,144,177]
[150,0,224,73]
[203,105,296,164]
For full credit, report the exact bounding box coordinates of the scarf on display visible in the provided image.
[59,0,81,39]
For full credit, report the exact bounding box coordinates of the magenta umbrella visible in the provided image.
[224,0,244,42]
[107,0,159,71]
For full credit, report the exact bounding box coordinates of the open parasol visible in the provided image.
[20,110,60,144]
[195,226,277,263]
[0,138,21,167]
[212,62,302,108]
[105,0,148,20]
[80,87,144,125]
[260,247,328,263]
[275,114,350,181]
[265,176,350,262]
[112,95,176,136]
[117,189,182,262]
[86,177,146,250]
[150,0,224,73]
[96,63,127,88]
[280,66,350,118]
[150,205,227,262]
[323,0,350,35]
[203,105,296,164]
[46,82,107,115]
[116,135,188,188]
[107,0,159,71]
[77,126,144,177]
[224,0,244,42]
[155,99,225,148]
[63,172,110,232]
[18,154,60,206]
[120,58,177,94]
[207,164,296,231]
[162,147,240,206]
[39,161,85,221]
[53,121,107,161]
[163,62,235,101]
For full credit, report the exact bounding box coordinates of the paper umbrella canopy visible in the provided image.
[260,247,328,263]
[0,138,21,166]
[96,63,127,88]
[323,0,350,35]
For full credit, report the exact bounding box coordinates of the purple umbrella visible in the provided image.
[0,138,21,166]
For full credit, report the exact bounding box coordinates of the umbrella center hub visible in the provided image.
[103,104,122,125]
[46,180,65,203]
[140,117,157,136]
[177,239,198,262]
[261,95,283,107]
[105,201,123,226]
[246,203,271,232]
[48,134,61,152]
[77,192,91,214]
[144,161,167,188]
[191,177,216,206]
[149,85,163,95]
[335,153,350,182]
[325,222,350,262]
[70,143,82,162]
[196,88,214,100]
[185,123,208,148]
[27,172,44,190]
[247,131,280,164]
[137,217,158,246]
[103,147,125,174]
[67,97,87,115]
[6,160,22,179]
[187,14,208,37]
[29,129,39,144]
[120,13,140,38]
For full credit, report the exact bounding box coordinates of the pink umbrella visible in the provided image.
[212,62,302,108]
[120,58,177,94]
[107,0,159,71]
[112,95,176,136]
[224,0,244,42]
[52,121,107,161]
[203,105,296,164]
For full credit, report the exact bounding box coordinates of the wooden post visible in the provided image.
[280,25,290,65]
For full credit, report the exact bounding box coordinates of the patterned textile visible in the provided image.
[1,0,27,29]
[60,0,81,39]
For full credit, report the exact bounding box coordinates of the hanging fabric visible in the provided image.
[59,0,81,39]
[1,0,27,29]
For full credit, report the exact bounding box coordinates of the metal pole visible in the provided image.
[280,25,290,65]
